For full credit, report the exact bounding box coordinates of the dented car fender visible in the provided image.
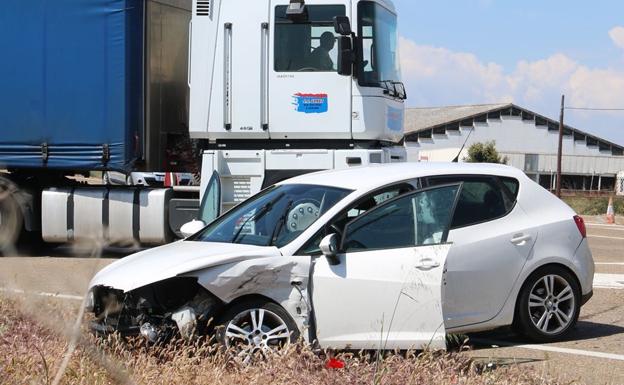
[191,255,313,341]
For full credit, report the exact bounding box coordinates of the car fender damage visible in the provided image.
[89,256,313,343]
[194,256,312,340]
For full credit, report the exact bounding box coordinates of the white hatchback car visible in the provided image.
[88,163,594,354]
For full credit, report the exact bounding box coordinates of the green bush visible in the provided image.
[464,141,508,164]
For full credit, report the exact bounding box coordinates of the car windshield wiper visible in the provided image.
[231,192,285,244]
[270,199,294,246]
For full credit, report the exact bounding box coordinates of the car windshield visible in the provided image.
[190,184,352,247]
[358,1,401,87]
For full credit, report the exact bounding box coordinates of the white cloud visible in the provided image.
[609,26,624,49]
[399,35,624,143]
[399,36,624,110]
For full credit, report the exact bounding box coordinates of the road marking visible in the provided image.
[593,273,624,290]
[595,262,624,266]
[588,235,624,241]
[472,338,624,362]
[0,287,84,301]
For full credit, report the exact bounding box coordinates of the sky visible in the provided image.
[393,0,624,145]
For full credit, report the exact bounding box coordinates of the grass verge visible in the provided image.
[562,195,624,216]
[0,295,568,385]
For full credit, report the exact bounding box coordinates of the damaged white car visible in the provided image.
[87,163,594,355]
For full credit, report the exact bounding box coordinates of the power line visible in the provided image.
[565,107,624,111]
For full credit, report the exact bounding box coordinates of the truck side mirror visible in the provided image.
[336,36,353,76]
[319,233,340,265]
[333,16,352,36]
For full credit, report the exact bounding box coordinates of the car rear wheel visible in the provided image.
[215,299,299,363]
[516,266,580,342]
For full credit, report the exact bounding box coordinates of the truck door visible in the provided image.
[269,1,352,141]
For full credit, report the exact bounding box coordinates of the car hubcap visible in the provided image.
[224,308,291,363]
[528,274,575,335]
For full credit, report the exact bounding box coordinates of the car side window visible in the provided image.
[500,177,520,200]
[298,182,418,255]
[342,184,460,253]
[428,176,515,229]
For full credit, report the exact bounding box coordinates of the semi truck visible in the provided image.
[0,0,407,249]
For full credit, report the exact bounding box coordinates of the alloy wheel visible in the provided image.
[223,308,292,363]
[528,274,576,335]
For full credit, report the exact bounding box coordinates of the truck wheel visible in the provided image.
[0,180,23,252]
[516,265,580,342]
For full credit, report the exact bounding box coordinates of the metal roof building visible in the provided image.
[405,103,624,193]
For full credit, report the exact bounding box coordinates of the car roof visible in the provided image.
[278,162,527,192]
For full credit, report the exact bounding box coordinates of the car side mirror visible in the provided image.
[336,36,353,76]
[333,16,352,36]
[179,219,206,239]
[319,233,340,265]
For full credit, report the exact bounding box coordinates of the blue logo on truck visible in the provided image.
[293,93,328,114]
[387,106,404,132]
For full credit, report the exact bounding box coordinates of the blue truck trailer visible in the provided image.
[0,0,197,249]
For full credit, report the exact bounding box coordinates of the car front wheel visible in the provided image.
[516,266,580,342]
[216,299,299,363]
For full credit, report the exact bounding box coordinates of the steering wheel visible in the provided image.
[285,198,321,233]
[297,67,319,72]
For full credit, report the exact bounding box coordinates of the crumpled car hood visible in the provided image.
[89,241,282,292]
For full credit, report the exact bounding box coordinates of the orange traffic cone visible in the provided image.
[606,197,615,224]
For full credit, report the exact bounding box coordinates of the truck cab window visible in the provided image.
[274,5,345,72]
[357,2,401,87]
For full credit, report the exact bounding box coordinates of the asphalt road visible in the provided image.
[467,222,624,385]
[0,220,623,384]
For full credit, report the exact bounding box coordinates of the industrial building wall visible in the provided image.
[406,116,624,178]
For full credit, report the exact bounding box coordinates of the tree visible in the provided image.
[464,141,508,164]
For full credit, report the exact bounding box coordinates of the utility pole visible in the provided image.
[556,95,565,198]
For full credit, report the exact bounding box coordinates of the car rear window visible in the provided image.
[427,176,516,229]
[500,177,520,200]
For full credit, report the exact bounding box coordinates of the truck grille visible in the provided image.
[196,0,211,16]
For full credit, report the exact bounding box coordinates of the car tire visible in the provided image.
[215,298,299,361]
[516,265,581,342]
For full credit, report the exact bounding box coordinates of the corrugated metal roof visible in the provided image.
[404,103,624,153]
[405,103,511,134]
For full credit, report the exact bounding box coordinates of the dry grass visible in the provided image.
[562,195,624,216]
[0,295,571,385]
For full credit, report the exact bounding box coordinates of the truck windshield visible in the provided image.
[358,2,401,87]
[190,184,352,247]
[274,5,346,72]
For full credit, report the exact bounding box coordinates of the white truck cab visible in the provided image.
[189,0,407,216]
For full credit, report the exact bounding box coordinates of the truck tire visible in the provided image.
[0,178,23,253]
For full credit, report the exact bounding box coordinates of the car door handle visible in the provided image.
[416,258,440,270]
[510,234,531,245]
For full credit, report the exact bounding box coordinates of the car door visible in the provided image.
[198,171,221,224]
[428,176,538,329]
[311,184,461,350]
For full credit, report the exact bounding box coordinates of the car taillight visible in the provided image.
[574,215,586,238]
